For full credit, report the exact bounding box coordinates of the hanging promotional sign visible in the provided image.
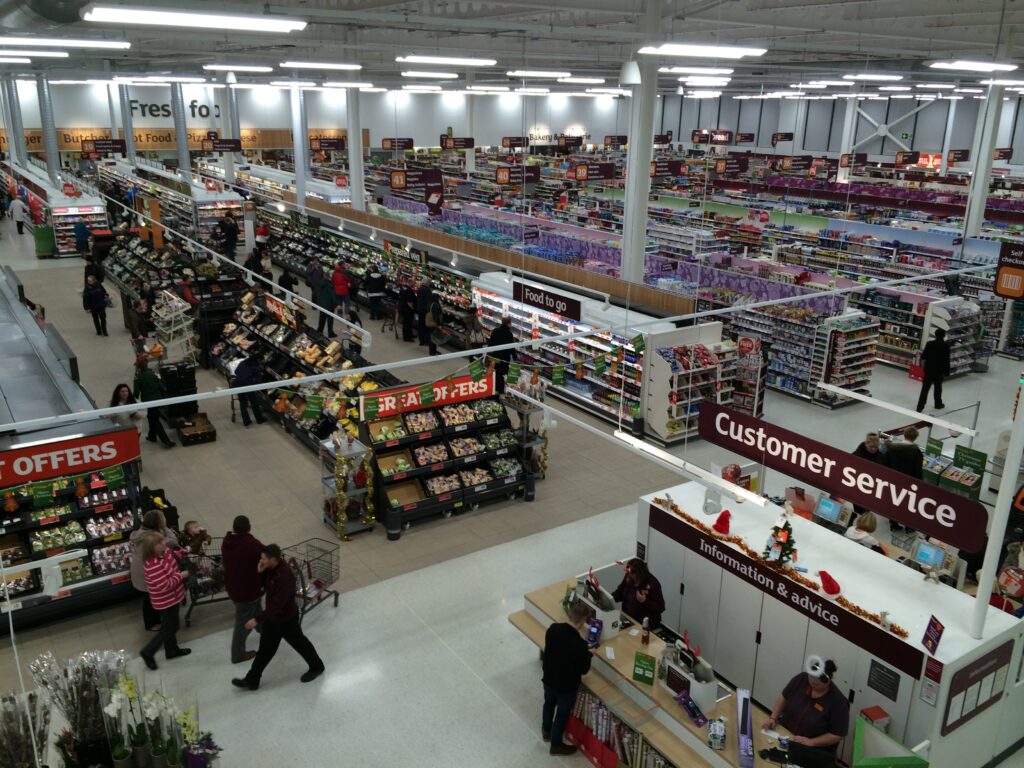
[0,430,141,488]
[389,167,443,190]
[735,132,755,143]
[947,149,970,164]
[201,138,242,153]
[697,403,989,550]
[502,136,528,148]
[512,281,582,321]
[995,242,1024,299]
[780,155,813,172]
[650,159,684,177]
[360,373,495,419]
[839,153,868,168]
[692,129,733,145]
[441,136,475,149]
[288,210,321,230]
[81,138,127,157]
[895,150,921,166]
[570,163,616,181]
[604,135,628,148]
[714,157,749,174]
[557,134,583,148]
[310,137,346,151]
[994,147,1014,161]
[771,132,794,146]
[383,240,427,265]
[495,165,540,185]
[381,137,414,151]
[653,131,674,145]
[263,294,298,330]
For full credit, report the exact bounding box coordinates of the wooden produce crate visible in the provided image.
[175,413,217,446]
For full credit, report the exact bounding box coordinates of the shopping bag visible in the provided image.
[909,356,924,382]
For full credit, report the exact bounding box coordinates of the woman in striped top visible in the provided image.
[139,531,191,670]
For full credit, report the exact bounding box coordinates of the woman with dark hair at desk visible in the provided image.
[612,559,665,629]
[763,657,849,762]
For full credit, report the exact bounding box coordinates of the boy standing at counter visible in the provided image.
[542,601,593,756]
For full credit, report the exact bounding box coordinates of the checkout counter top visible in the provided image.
[510,579,785,768]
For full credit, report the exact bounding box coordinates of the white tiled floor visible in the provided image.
[2,214,1023,766]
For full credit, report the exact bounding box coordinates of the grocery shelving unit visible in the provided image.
[849,287,932,369]
[732,336,768,418]
[998,299,1024,359]
[198,160,353,206]
[810,311,879,407]
[151,289,197,364]
[921,297,982,377]
[648,222,724,261]
[319,434,374,539]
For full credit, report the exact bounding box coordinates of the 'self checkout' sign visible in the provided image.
[0,429,141,488]
[512,281,582,321]
[995,242,1024,299]
[697,403,988,551]
[360,373,495,419]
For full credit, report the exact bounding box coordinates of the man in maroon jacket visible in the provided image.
[221,515,264,664]
[231,544,324,690]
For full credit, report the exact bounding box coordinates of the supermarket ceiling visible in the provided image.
[3,0,1023,91]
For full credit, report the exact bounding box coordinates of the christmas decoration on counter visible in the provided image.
[651,496,909,638]
[818,570,842,599]
[763,511,797,567]
[712,510,731,535]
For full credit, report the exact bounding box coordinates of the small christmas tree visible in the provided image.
[763,512,797,567]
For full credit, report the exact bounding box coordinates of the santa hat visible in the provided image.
[712,510,731,535]
[819,570,841,599]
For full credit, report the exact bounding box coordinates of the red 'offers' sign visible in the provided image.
[361,374,495,419]
[697,403,988,551]
[0,429,141,488]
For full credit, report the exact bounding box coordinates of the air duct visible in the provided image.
[35,74,59,185]
[0,0,91,28]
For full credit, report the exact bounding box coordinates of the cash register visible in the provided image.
[574,569,623,644]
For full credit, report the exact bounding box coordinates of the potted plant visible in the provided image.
[0,690,52,768]
[183,734,222,768]
[101,677,132,768]
[145,689,173,768]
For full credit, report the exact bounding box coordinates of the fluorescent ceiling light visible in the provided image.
[515,87,550,93]
[557,77,605,84]
[203,64,273,73]
[323,81,374,88]
[808,80,854,86]
[396,55,496,67]
[0,35,130,49]
[732,94,753,100]
[916,83,955,89]
[467,85,509,92]
[955,87,984,93]
[639,42,766,59]
[586,87,630,95]
[879,85,911,91]
[684,76,730,86]
[945,95,963,100]
[889,94,914,99]
[687,90,721,98]
[83,6,307,32]
[659,66,733,75]
[844,73,903,81]
[782,90,804,96]
[789,83,826,89]
[0,57,30,63]
[281,61,361,71]
[401,71,457,79]
[930,60,1017,73]
[403,84,442,91]
[361,87,387,92]
[270,80,316,87]
[0,49,67,58]
[506,70,571,78]
[980,79,1024,86]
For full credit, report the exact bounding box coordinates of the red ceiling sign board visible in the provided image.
[915,153,942,170]
[714,157,749,174]
[557,135,583,147]
[310,137,346,151]
[442,136,475,149]
[81,138,127,157]
[895,150,921,166]
[502,136,528,148]
[650,159,684,178]
[381,137,414,151]
[947,149,970,164]
[697,402,989,551]
[360,373,495,419]
[995,147,1014,161]
[495,165,540,185]
[604,135,628,147]
[389,167,442,190]
[771,132,794,146]
[735,132,755,143]
[0,429,141,488]
[653,130,674,145]
[201,138,242,152]
[571,163,615,181]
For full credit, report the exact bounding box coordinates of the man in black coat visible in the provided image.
[416,278,435,348]
[541,601,593,756]
[399,281,417,342]
[82,275,109,336]
[363,266,386,320]
[232,354,266,427]
[917,328,951,411]
[486,315,516,394]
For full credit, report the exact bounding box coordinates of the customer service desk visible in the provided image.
[510,580,784,768]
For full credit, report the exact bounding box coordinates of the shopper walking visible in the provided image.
[73,218,92,256]
[218,212,239,261]
[232,544,325,691]
[221,515,264,664]
[139,531,191,671]
[83,255,104,285]
[363,265,386,320]
[541,601,593,756]
[917,328,951,411]
[277,268,298,298]
[126,299,148,354]
[399,280,417,342]
[416,278,435,349]
[887,427,924,479]
[486,315,517,394]
[7,196,29,234]
[82,275,109,337]
[852,432,887,466]
[129,510,177,632]
[134,359,175,448]
[312,268,336,337]
[109,383,143,432]
[232,354,266,427]
[331,262,351,316]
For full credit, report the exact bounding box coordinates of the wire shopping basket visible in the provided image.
[183,535,231,626]
[282,537,340,622]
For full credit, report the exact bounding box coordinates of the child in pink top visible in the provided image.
[139,532,191,670]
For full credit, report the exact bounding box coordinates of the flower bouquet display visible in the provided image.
[175,705,222,768]
[30,650,128,768]
[102,673,151,767]
[0,690,51,768]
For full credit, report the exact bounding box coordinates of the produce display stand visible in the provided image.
[360,373,539,540]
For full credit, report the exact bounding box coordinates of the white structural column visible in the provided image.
[465,71,476,173]
[168,83,192,176]
[35,75,60,185]
[346,88,365,211]
[290,83,308,206]
[939,98,958,175]
[791,98,809,153]
[620,0,660,284]
[106,84,119,139]
[118,84,136,164]
[5,78,27,166]
[963,86,1004,240]
[219,83,236,185]
[0,77,13,163]
[835,96,860,184]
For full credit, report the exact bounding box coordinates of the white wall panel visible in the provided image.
[910,100,949,151]
[803,100,834,151]
[660,94,681,138]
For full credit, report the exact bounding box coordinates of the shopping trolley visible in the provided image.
[182,535,230,626]
[282,537,340,624]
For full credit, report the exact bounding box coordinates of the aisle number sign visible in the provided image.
[995,242,1024,299]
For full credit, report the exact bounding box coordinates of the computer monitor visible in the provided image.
[911,539,958,572]
[814,496,844,525]
[786,487,816,518]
